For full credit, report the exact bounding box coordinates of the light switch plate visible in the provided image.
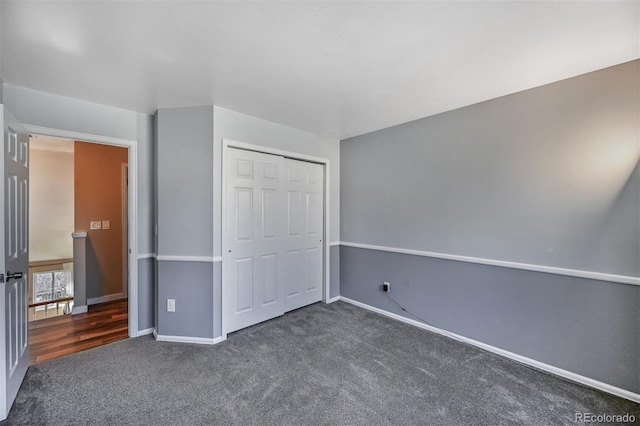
[167,299,175,312]
[90,221,101,230]
[102,220,110,230]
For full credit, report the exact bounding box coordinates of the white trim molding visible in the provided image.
[156,255,216,263]
[136,328,155,337]
[71,305,88,315]
[224,139,330,164]
[326,296,341,304]
[339,241,640,286]
[338,296,640,403]
[87,293,126,306]
[153,329,225,345]
[137,253,155,260]
[328,241,340,247]
[24,125,134,148]
[71,231,88,239]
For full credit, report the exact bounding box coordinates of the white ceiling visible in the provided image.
[1,1,638,139]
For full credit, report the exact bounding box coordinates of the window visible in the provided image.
[33,270,71,311]
[28,260,74,320]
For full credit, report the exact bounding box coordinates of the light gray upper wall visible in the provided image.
[341,60,640,277]
[157,261,213,338]
[156,106,213,257]
[330,246,340,299]
[3,84,137,141]
[0,0,3,102]
[213,106,340,257]
[136,113,154,254]
[137,258,154,331]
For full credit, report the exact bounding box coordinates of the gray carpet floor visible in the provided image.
[2,301,639,425]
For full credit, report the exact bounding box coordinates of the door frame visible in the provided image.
[0,104,7,419]
[221,139,331,339]
[23,125,139,337]
[121,163,129,298]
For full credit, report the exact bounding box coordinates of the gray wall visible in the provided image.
[137,112,155,330]
[155,106,214,338]
[340,246,640,393]
[0,0,3,96]
[72,236,87,308]
[340,61,640,394]
[3,84,138,142]
[330,246,339,299]
[157,261,213,338]
[137,113,155,255]
[137,258,154,331]
[156,106,213,257]
[341,60,639,277]
[213,261,221,337]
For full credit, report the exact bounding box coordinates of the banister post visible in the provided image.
[71,231,88,314]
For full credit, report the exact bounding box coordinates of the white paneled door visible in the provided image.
[224,147,324,334]
[224,148,287,333]
[283,158,323,312]
[1,109,29,421]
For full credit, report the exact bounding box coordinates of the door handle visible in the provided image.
[6,271,24,281]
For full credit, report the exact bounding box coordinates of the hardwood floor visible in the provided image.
[29,299,129,365]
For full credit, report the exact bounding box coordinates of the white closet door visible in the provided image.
[223,147,325,334]
[224,148,287,333]
[283,158,324,312]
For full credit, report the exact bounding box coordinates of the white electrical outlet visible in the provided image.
[167,299,175,312]
[383,281,390,292]
[102,220,110,230]
[90,221,101,230]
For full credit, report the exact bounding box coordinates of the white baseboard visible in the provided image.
[136,327,154,337]
[71,305,87,315]
[87,293,126,306]
[338,296,640,403]
[326,296,341,304]
[153,329,225,345]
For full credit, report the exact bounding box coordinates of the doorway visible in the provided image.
[22,125,140,339]
[27,135,130,364]
[222,144,327,335]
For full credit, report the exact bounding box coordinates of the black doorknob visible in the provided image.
[6,271,24,280]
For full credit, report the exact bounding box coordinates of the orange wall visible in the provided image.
[74,142,128,299]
